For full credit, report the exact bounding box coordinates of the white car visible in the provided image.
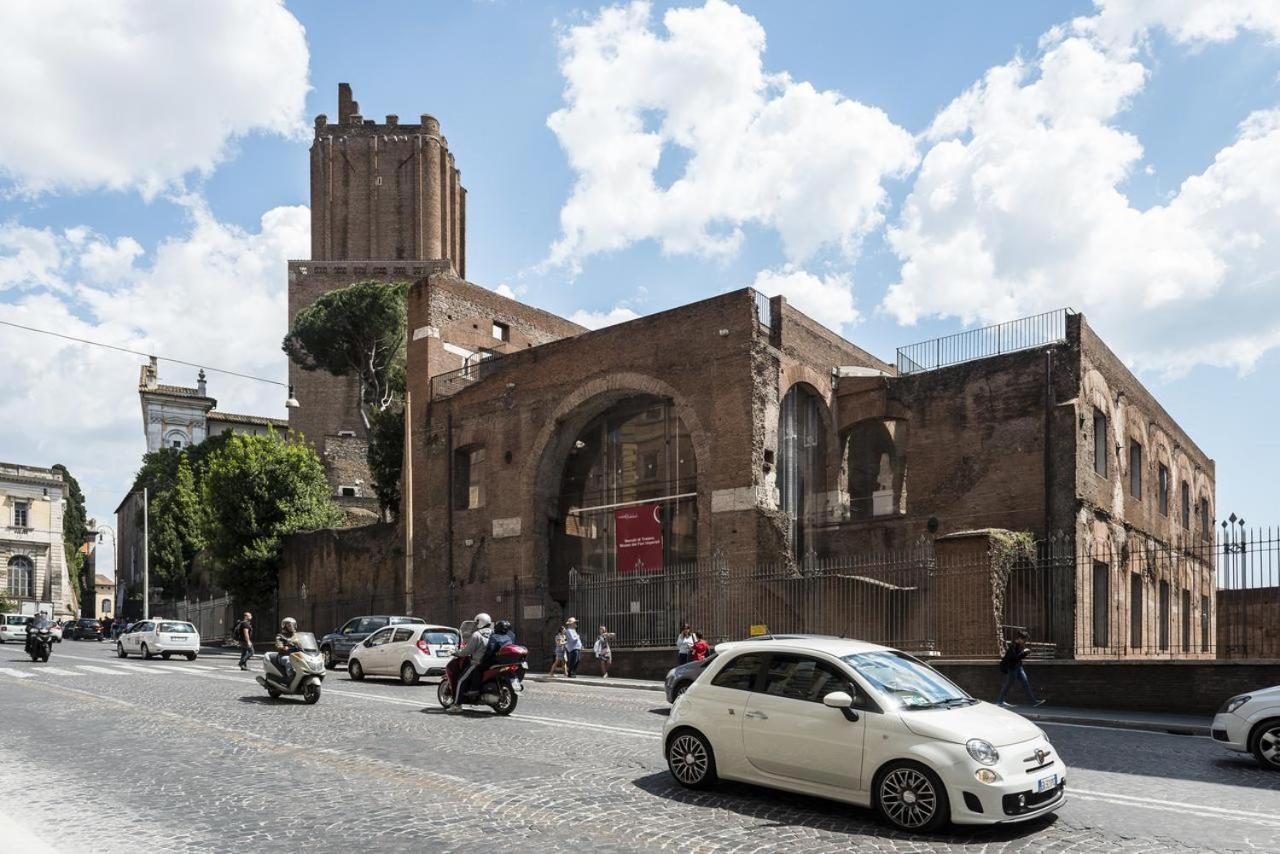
[1212,685,1280,770]
[664,638,1066,832]
[0,613,32,643]
[347,623,459,685]
[116,619,200,661]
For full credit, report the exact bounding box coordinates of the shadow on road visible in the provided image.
[631,771,1057,844]
[648,707,671,717]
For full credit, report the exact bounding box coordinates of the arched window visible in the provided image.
[846,419,907,520]
[102,599,112,614]
[551,395,698,579]
[7,555,34,598]
[163,429,188,449]
[777,384,828,561]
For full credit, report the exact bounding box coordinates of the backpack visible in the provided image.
[233,620,249,646]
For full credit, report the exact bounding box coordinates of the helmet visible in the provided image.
[494,620,512,634]
[281,617,297,634]
[474,613,492,629]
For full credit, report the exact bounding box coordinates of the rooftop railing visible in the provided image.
[430,351,514,400]
[895,308,1074,375]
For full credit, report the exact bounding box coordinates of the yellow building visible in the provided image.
[94,574,116,621]
[1,462,75,615]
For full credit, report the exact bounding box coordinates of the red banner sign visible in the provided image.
[615,503,664,573]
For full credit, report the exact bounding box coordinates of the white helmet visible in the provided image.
[281,617,297,632]
[474,612,492,629]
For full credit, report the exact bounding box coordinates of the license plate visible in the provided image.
[436,650,451,657]
[1035,774,1058,793]
[520,662,529,669]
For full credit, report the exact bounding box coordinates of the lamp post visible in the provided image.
[96,524,116,620]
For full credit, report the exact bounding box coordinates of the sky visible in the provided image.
[2,0,1279,581]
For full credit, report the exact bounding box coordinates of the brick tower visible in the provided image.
[288,83,467,510]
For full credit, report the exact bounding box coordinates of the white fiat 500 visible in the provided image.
[347,623,459,685]
[1212,684,1280,770]
[664,638,1066,832]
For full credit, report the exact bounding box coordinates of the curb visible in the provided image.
[1017,710,1209,737]
[525,674,666,694]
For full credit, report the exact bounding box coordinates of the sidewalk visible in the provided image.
[526,674,1212,735]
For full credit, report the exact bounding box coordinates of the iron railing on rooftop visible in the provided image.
[430,351,513,400]
[752,289,773,329]
[895,308,1074,375]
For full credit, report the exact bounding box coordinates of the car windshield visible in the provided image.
[158,622,195,633]
[288,632,319,652]
[841,650,972,709]
[423,630,459,645]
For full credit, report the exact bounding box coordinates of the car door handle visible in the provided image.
[744,711,768,720]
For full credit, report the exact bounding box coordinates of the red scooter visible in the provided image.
[437,621,528,715]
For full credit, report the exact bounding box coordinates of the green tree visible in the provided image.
[282,280,408,517]
[131,448,206,600]
[201,432,341,612]
[51,464,90,611]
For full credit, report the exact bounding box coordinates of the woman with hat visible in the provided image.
[563,617,583,678]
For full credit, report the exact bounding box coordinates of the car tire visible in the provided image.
[162,652,172,660]
[141,643,152,660]
[349,659,365,681]
[186,653,197,661]
[116,643,127,659]
[874,761,950,833]
[666,728,718,789]
[400,662,420,686]
[672,682,689,702]
[1250,718,1280,771]
[322,647,336,671]
[303,683,321,705]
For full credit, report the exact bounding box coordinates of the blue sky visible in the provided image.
[2,1,1278,577]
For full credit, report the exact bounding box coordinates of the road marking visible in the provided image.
[35,666,81,677]
[1070,792,1280,828]
[74,665,128,676]
[0,668,35,679]
[1071,787,1280,822]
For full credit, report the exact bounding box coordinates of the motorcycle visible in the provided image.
[26,626,53,662]
[255,631,325,704]
[437,620,528,715]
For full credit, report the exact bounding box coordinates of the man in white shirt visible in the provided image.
[563,617,582,678]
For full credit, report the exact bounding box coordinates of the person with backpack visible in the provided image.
[593,625,616,678]
[997,630,1045,707]
[234,612,254,671]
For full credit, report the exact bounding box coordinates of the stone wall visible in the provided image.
[278,523,405,637]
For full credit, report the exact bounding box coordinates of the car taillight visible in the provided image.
[416,639,430,653]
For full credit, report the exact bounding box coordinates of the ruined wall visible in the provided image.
[278,523,404,635]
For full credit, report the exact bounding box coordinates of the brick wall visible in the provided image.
[278,523,405,636]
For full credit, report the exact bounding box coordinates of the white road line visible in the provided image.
[35,666,81,677]
[1070,793,1280,828]
[1071,787,1280,821]
[74,665,128,676]
[0,668,35,678]
[1039,720,1206,738]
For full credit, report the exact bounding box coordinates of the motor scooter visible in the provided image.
[437,620,527,715]
[255,631,325,704]
[25,625,53,662]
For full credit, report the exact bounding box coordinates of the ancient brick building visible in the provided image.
[287,84,468,504]
[285,84,1217,663]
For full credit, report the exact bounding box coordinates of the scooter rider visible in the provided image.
[25,611,51,656]
[451,613,493,713]
[272,617,301,684]
[483,620,516,669]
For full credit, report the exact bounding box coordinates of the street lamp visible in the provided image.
[286,384,300,409]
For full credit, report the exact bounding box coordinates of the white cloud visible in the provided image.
[0,201,310,544]
[883,16,1280,375]
[545,0,916,271]
[1076,0,1280,53]
[0,224,65,292]
[568,306,641,329]
[750,267,859,330]
[0,0,309,197]
[494,283,518,300]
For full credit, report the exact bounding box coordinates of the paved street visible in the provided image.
[1,643,1277,853]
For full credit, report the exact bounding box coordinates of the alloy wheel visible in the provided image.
[668,734,710,786]
[879,767,939,830]
[401,662,419,686]
[1257,724,1280,769]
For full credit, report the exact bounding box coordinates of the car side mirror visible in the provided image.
[363,639,373,647]
[823,691,854,709]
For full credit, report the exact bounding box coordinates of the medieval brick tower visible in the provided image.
[288,83,467,509]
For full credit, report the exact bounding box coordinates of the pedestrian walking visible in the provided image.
[691,632,709,662]
[234,612,255,671]
[676,624,695,665]
[563,617,582,678]
[594,626,616,678]
[549,625,568,677]
[997,630,1045,707]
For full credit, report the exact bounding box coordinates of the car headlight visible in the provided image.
[1221,695,1251,714]
[966,738,1000,766]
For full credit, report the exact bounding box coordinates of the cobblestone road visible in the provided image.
[0,643,1276,852]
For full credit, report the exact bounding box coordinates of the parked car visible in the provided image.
[665,635,840,703]
[0,613,32,643]
[1212,685,1280,770]
[347,624,460,685]
[663,637,1066,832]
[115,619,200,661]
[64,619,104,641]
[319,616,426,669]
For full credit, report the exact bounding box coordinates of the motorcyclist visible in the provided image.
[481,620,516,671]
[25,611,51,656]
[273,617,301,684]
[451,613,493,712]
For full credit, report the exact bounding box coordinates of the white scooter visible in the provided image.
[256,631,325,704]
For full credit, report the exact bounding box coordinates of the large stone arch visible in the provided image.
[520,372,713,597]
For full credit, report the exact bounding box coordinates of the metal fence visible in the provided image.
[430,351,513,400]
[164,596,237,643]
[895,309,1073,375]
[563,531,1280,660]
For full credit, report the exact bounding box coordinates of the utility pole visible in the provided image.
[142,487,149,620]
